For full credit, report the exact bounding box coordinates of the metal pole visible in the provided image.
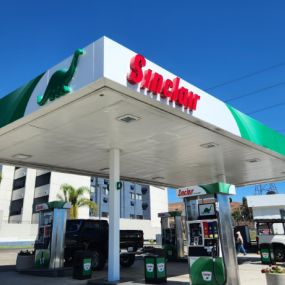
[108,149,120,282]
[49,208,67,269]
[217,175,240,285]
[97,178,101,220]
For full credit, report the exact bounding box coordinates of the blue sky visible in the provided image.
[1,1,285,202]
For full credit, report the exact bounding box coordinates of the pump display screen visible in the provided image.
[198,203,215,218]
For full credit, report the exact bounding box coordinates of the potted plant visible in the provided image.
[261,265,285,285]
[16,250,35,271]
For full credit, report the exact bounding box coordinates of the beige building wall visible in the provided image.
[0,165,168,242]
[49,172,91,219]
[149,186,168,228]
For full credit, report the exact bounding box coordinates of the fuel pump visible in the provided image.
[187,211,224,285]
[177,183,237,285]
[34,201,70,269]
[158,211,187,260]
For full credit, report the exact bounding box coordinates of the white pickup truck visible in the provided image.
[255,219,285,262]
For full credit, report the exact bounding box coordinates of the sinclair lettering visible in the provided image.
[176,186,207,198]
[177,188,194,197]
[127,54,200,111]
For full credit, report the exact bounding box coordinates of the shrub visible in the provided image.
[261,266,285,274]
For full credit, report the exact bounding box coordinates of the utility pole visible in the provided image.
[254,183,278,195]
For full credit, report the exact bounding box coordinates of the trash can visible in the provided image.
[144,253,167,283]
[73,250,92,280]
[260,243,275,265]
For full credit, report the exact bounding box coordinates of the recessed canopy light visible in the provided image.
[152,176,165,181]
[100,167,109,172]
[12,154,32,160]
[246,158,260,163]
[117,114,140,123]
[200,142,218,149]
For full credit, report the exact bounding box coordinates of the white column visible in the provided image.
[21,168,37,224]
[108,149,120,281]
[0,165,15,222]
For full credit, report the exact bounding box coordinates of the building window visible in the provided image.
[33,196,49,213]
[102,212,108,218]
[103,187,109,196]
[9,199,24,216]
[141,186,148,194]
[136,194,142,200]
[130,192,135,200]
[13,176,26,190]
[142,202,149,210]
[35,172,51,188]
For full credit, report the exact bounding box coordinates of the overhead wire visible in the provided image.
[205,61,285,91]
[225,81,285,103]
[202,60,285,115]
[248,101,285,115]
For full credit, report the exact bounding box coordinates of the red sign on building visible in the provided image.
[127,54,200,111]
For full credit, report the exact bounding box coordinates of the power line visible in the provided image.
[248,101,285,115]
[205,61,285,91]
[225,81,285,103]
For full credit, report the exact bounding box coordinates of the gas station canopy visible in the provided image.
[0,36,285,188]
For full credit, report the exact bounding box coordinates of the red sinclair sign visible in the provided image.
[177,188,194,197]
[127,54,200,111]
[176,186,207,197]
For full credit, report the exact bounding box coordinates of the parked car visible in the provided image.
[255,219,285,262]
[35,219,144,270]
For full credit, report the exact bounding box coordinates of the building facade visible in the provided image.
[247,194,285,220]
[0,165,168,243]
[90,177,151,220]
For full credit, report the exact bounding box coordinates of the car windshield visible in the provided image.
[66,220,82,233]
[257,222,285,235]
[272,223,285,235]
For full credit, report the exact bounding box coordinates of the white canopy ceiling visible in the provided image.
[1,78,284,188]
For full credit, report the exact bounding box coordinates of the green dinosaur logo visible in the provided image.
[203,205,213,214]
[37,48,84,106]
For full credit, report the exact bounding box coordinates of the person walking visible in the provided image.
[236,231,247,255]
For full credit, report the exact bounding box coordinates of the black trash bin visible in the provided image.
[260,243,275,265]
[144,252,167,284]
[73,250,92,280]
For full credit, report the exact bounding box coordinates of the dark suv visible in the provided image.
[64,219,144,269]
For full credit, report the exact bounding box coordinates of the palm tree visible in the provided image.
[57,183,97,219]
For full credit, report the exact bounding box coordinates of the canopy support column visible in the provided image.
[108,148,120,282]
[217,175,240,285]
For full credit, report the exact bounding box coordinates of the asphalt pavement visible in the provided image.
[0,249,269,285]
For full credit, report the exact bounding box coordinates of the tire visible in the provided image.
[273,245,285,262]
[90,249,106,270]
[120,254,135,267]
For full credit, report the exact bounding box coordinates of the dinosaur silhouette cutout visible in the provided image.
[203,205,213,214]
[37,48,84,106]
